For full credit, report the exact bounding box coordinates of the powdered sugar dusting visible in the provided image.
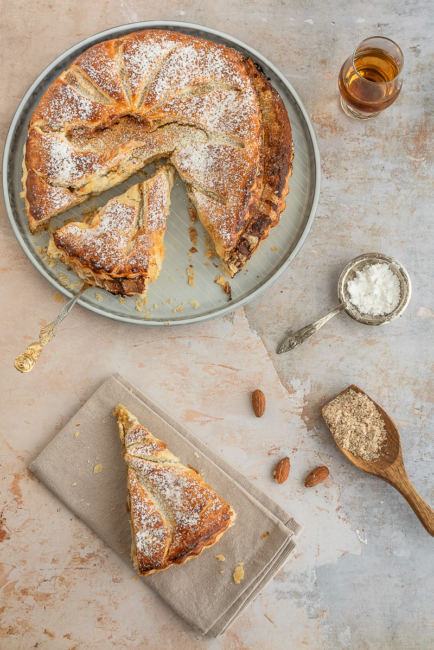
[46,136,102,183]
[54,169,172,275]
[122,31,180,99]
[129,441,166,457]
[174,143,256,246]
[43,184,77,213]
[35,82,102,127]
[190,188,237,245]
[146,172,170,232]
[144,42,247,110]
[56,197,137,271]
[151,88,257,144]
[129,470,170,568]
[125,424,150,447]
[127,455,224,540]
[77,42,125,100]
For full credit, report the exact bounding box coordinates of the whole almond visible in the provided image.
[304,466,329,487]
[252,389,265,417]
[273,457,290,484]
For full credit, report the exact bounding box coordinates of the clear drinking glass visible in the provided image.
[338,37,404,120]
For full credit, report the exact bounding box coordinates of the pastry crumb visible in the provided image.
[215,555,225,562]
[53,291,64,303]
[204,262,210,267]
[74,431,80,438]
[95,293,103,301]
[153,304,158,309]
[118,296,126,304]
[233,565,245,584]
[187,268,195,286]
[261,531,270,539]
[220,570,224,574]
[189,206,198,223]
[214,275,232,301]
[68,281,82,291]
[135,298,146,312]
[193,452,200,458]
[172,303,185,313]
[205,250,216,259]
[189,246,198,254]
[93,464,103,474]
[167,298,173,305]
[189,226,198,247]
[271,247,278,251]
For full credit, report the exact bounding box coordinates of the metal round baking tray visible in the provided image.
[3,21,321,327]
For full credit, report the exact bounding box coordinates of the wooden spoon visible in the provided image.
[322,385,434,537]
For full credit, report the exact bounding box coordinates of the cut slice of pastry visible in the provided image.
[47,165,175,296]
[114,404,236,576]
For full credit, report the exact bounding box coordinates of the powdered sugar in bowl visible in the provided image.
[338,253,412,326]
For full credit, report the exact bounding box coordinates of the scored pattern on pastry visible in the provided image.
[24,30,292,276]
[114,404,236,575]
[47,166,174,296]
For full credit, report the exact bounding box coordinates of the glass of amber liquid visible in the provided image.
[339,37,404,119]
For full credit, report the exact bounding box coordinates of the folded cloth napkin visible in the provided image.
[30,374,303,637]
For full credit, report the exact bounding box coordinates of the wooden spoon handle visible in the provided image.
[393,472,434,537]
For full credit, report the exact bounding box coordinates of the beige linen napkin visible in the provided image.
[29,374,303,637]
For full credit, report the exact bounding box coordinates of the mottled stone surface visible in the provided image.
[1,1,433,648]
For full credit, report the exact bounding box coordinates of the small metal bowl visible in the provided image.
[338,252,412,326]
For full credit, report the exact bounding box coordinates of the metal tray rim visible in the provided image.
[2,20,321,327]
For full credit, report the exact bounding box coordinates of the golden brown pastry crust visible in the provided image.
[114,404,236,576]
[221,58,293,276]
[47,166,175,296]
[24,30,293,277]
[24,29,264,255]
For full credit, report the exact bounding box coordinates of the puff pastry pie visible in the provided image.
[47,165,174,295]
[114,404,236,575]
[24,30,292,277]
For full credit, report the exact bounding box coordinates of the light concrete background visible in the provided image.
[1,1,433,648]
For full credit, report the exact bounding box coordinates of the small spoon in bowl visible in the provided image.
[323,385,434,537]
[277,252,412,354]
